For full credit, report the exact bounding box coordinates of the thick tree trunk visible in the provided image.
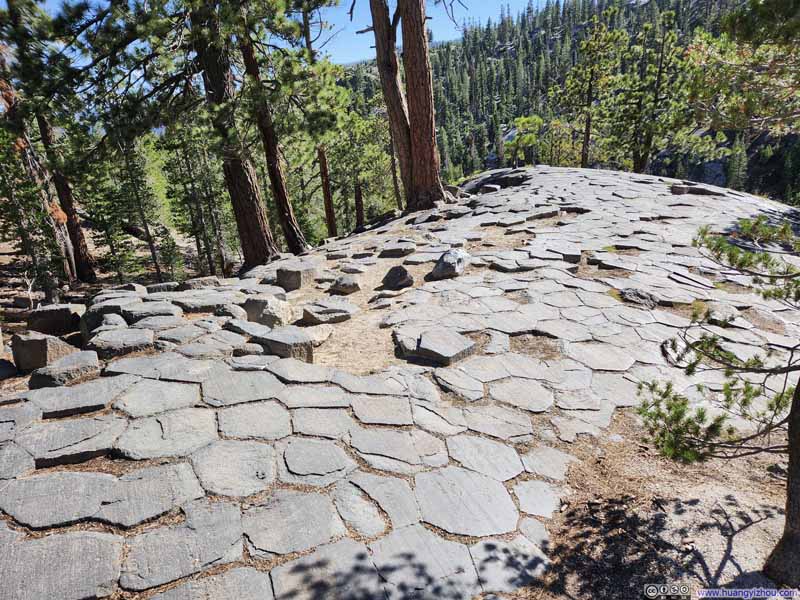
[35,113,97,282]
[399,0,446,210]
[318,147,337,237]
[191,0,279,269]
[239,32,309,255]
[354,177,365,230]
[763,386,800,588]
[369,0,413,205]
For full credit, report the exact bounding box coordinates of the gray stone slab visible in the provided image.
[271,538,384,600]
[255,326,314,362]
[0,442,34,479]
[447,434,523,481]
[489,377,554,412]
[464,405,533,441]
[277,384,351,408]
[113,378,200,417]
[470,535,548,594]
[244,489,345,556]
[120,499,243,591]
[151,567,274,600]
[12,331,78,372]
[266,357,333,383]
[15,414,128,467]
[520,517,550,548]
[302,298,360,325]
[352,395,413,425]
[105,352,216,383]
[349,470,420,528]
[202,367,285,406]
[29,351,100,388]
[566,342,636,371]
[28,374,138,418]
[415,466,518,536]
[412,328,476,365]
[349,427,444,474]
[281,437,356,485]
[115,408,217,459]
[291,408,354,438]
[191,440,275,497]
[370,524,480,599]
[514,480,562,518]
[332,481,386,537]
[0,463,203,528]
[0,531,123,600]
[87,327,154,359]
[0,402,42,442]
[218,401,291,440]
[521,446,578,481]
[434,366,484,401]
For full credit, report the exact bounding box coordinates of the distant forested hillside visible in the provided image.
[345,0,800,203]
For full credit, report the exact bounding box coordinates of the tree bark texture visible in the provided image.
[369,0,413,205]
[35,113,97,282]
[191,0,279,269]
[239,28,309,255]
[399,0,446,210]
[763,386,800,587]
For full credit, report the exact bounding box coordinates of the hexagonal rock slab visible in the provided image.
[115,408,218,460]
[0,463,203,528]
[218,401,291,440]
[112,378,200,417]
[446,434,524,481]
[291,408,354,439]
[27,374,138,418]
[201,368,285,407]
[350,427,447,475]
[120,499,243,591]
[408,328,476,366]
[191,440,275,497]
[370,524,480,598]
[1,402,43,442]
[414,466,519,536]
[29,350,100,389]
[521,445,578,481]
[488,377,555,413]
[302,298,360,325]
[151,567,274,600]
[332,480,386,537]
[279,437,356,486]
[0,531,123,600]
[0,442,35,480]
[243,489,346,557]
[87,327,155,359]
[566,342,636,371]
[469,535,548,594]
[514,480,563,518]
[15,414,128,467]
[255,326,314,362]
[349,470,420,528]
[351,395,413,425]
[271,538,384,600]
[12,331,78,372]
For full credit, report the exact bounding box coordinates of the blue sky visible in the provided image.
[320,0,534,63]
[27,0,534,64]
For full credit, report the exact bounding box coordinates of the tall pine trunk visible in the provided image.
[369,0,414,205]
[318,147,337,237]
[389,129,404,210]
[763,386,800,587]
[580,71,594,169]
[399,0,446,210]
[354,176,365,230]
[302,9,338,238]
[191,0,279,269]
[121,145,162,283]
[35,113,97,282]
[239,24,309,255]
